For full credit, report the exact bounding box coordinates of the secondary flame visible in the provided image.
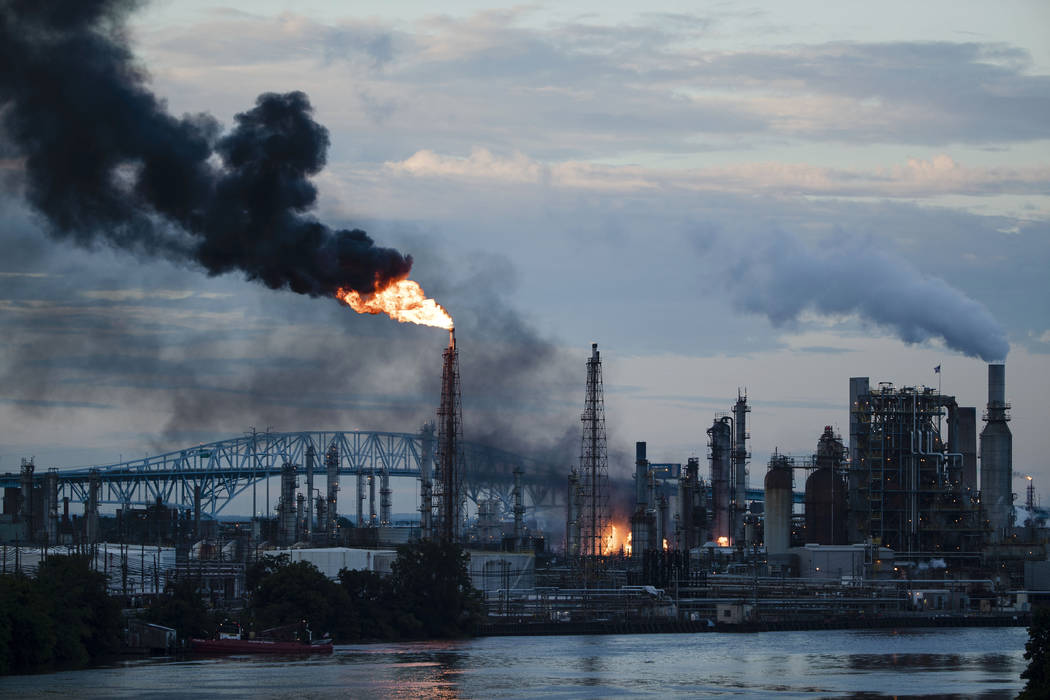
[717,536,729,547]
[337,279,453,330]
[602,523,632,556]
[662,538,668,551]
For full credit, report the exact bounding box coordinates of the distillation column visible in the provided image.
[708,417,733,544]
[325,445,339,538]
[278,462,297,546]
[44,468,59,545]
[512,465,525,551]
[380,469,391,527]
[305,445,315,535]
[630,441,653,558]
[85,469,100,544]
[566,469,582,555]
[732,393,750,547]
[419,422,435,539]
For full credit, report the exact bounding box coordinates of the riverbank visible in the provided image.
[478,611,1030,636]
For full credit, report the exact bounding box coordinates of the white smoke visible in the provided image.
[713,230,1009,361]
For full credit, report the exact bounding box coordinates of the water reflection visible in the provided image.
[0,628,1026,699]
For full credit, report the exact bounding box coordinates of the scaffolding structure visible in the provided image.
[579,344,609,559]
[434,329,465,542]
[850,382,984,555]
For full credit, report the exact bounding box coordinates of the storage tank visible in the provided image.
[764,454,793,555]
[805,426,848,545]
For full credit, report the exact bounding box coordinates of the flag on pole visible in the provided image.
[934,365,941,374]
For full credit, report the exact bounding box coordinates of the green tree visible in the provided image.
[146,577,215,643]
[251,561,351,639]
[0,573,56,674]
[245,553,290,591]
[1020,607,1050,700]
[35,555,122,666]
[390,540,482,639]
[338,568,396,640]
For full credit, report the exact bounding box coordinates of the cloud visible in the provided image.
[78,289,233,302]
[139,10,1050,159]
[387,149,1050,198]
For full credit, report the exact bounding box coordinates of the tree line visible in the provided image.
[147,539,482,643]
[0,541,480,675]
[0,555,122,674]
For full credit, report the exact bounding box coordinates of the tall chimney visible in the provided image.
[980,363,1013,543]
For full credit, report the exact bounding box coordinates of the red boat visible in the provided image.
[190,637,333,655]
[191,622,333,655]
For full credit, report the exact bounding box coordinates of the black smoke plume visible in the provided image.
[0,0,410,296]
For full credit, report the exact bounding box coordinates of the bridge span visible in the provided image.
[1,430,568,517]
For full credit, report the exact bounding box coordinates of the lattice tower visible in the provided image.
[434,329,465,542]
[579,343,609,558]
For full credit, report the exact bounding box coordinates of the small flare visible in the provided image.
[338,278,453,330]
[662,538,669,551]
[624,532,632,556]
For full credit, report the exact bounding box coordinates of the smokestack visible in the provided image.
[988,364,1006,408]
[980,363,1013,542]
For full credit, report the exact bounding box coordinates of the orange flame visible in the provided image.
[337,279,453,330]
[662,538,669,551]
[602,523,633,556]
[717,536,729,547]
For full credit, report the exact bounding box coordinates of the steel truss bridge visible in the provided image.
[0,430,569,518]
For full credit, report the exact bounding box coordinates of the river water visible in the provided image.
[1,627,1027,698]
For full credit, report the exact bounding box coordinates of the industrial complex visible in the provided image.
[2,338,1047,630]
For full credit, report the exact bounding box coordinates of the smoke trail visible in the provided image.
[0,0,410,297]
[717,230,1009,361]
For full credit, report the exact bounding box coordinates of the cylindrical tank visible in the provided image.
[764,456,792,555]
[805,426,848,545]
[708,417,733,544]
[804,468,847,544]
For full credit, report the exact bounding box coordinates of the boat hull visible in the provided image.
[190,638,333,655]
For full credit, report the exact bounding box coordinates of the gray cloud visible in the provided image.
[142,12,1050,161]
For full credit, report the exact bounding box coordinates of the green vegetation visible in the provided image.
[0,542,481,675]
[0,555,121,675]
[1020,607,1050,700]
[145,577,215,642]
[244,541,481,642]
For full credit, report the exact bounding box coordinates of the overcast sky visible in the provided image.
[1,0,1048,515]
